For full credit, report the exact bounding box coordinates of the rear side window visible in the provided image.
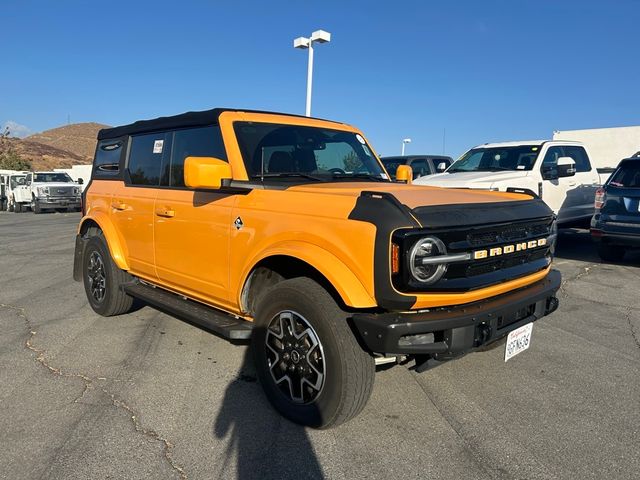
[542,146,591,173]
[128,133,169,186]
[563,146,591,173]
[166,126,226,187]
[609,163,640,188]
[94,140,123,177]
[436,158,451,169]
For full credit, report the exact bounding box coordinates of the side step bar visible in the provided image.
[123,282,253,340]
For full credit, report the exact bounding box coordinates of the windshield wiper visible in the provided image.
[258,172,324,182]
[331,173,387,182]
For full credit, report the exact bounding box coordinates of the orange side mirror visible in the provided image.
[184,157,232,189]
[395,165,413,184]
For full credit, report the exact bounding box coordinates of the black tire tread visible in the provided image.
[254,277,374,429]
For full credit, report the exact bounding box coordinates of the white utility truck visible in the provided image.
[0,170,29,211]
[415,140,601,226]
[13,171,82,213]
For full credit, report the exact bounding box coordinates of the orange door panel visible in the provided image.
[154,189,238,310]
[109,182,158,279]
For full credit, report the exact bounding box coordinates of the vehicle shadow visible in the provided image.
[212,347,325,480]
[555,228,640,266]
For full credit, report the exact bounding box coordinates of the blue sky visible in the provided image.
[1,0,639,158]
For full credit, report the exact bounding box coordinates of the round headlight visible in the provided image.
[409,236,448,284]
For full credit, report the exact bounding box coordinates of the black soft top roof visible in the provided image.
[98,108,342,141]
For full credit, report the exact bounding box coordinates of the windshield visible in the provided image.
[609,163,640,188]
[10,175,26,189]
[449,145,541,173]
[233,122,388,183]
[33,172,74,183]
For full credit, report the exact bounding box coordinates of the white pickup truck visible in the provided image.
[13,171,82,213]
[414,140,601,226]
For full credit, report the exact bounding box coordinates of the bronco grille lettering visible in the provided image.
[473,238,547,260]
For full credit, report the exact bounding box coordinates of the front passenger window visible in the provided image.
[542,147,563,167]
[168,126,227,187]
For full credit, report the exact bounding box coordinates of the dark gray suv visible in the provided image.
[381,155,452,180]
[591,157,640,261]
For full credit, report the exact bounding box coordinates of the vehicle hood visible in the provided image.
[288,181,531,209]
[414,170,530,188]
[33,182,78,188]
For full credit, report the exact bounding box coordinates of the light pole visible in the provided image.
[293,30,331,117]
[401,138,412,155]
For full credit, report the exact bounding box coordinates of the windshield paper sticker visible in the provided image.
[356,134,366,144]
[362,145,372,156]
[153,140,164,154]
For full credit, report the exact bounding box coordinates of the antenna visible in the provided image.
[442,128,446,154]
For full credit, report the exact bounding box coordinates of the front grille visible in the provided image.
[393,217,554,293]
[465,249,548,277]
[50,186,74,196]
[467,223,549,246]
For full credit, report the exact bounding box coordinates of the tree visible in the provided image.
[0,149,31,170]
[342,151,362,172]
[0,128,31,170]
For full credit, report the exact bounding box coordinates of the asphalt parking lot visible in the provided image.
[1,211,638,480]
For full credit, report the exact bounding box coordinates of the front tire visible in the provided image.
[31,198,42,214]
[251,277,375,429]
[82,232,134,316]
[597,243,625,262]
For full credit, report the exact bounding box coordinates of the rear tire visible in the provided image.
[82,232,134,316]
[597,243,625,262]
[14,203,22,213]
[251,277,375,429]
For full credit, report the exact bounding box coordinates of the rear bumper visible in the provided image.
[351,270,561,357]
[591,216,640,247]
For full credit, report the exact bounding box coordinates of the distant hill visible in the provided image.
[5,122,109,171]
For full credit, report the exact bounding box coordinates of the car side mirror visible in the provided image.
[437,162,447,172]
[557,157,576,178]
[77,178,84,185]
[395,165,413,184]
[184,156,232,189]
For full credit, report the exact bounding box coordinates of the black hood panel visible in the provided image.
[411,199,554,229]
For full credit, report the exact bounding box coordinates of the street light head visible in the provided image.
[403,138,412,144]
[310,30,331,43]
[293,37,310,49]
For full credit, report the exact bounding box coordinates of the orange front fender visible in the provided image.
[238,241,377,310]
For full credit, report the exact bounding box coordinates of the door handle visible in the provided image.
[155,207,175,218]
[568,181,577,187]
[111,200,127,211]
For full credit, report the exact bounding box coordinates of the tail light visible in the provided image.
[594,187,606,210]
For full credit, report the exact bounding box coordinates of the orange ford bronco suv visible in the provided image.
[74,108,561,428]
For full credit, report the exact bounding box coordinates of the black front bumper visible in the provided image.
[352,270,561,357]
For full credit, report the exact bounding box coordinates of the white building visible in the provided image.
[553,126,640,171]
